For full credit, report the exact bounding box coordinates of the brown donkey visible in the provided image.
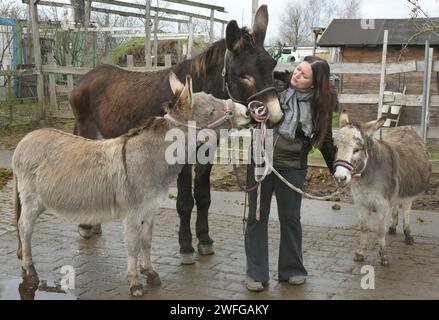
[70,5,282,263]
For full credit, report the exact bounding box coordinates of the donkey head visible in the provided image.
[166,72,251,130]
[333,111,386,186]
[224,5,283,124]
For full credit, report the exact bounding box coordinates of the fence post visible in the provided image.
[421,41,433,143]
[377,30,388,120]
[209,9,215,43]
[66,53,74,93]
[153,9,159,67]
[48,53,58,111]
[145,0,152,68]
[187,17,194,59]
[30,0,46,121]
[7,66,13,123]
[164,54,171,67]
[126,54,134,68]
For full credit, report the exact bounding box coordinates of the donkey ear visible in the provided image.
[362,116,387,136]
[339,109,350,128]
[226,20,243,53]
[169,72,184,95]
[252,5,268,45]
[174,75,193,119]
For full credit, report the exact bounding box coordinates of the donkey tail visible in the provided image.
[13,173,22,259]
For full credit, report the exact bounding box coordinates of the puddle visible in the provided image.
[0,277,77,300]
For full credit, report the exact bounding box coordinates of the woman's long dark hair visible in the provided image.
[303,56,338,148]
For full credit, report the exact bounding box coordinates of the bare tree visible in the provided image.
[337,0,362,19]
[406,0,439,38]
[0,0,26,19]
[278,0,362,46]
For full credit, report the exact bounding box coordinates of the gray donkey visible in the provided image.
[12,73,250,297]
[333,111,431,266]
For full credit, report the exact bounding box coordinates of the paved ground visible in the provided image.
[1,176,438,301]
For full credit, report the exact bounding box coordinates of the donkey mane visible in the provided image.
[191,27,255,77]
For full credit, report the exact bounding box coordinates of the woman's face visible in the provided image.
[290,61,313,89]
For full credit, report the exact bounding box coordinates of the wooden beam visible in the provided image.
[93,0,228,23]
[162,0,225,12]
[29,0,46,120]
[91,6,187,24]
[339,93,439,107]
[276,60,435,74]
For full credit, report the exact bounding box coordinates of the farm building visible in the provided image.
[318,18,439,142]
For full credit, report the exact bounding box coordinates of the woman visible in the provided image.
[245,56,338,292]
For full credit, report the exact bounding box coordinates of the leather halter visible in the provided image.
[334,150,369,178]
[164,99,235,130]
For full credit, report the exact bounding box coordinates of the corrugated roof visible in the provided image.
[318,18,439,47]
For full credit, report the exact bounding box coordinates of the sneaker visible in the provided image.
[288,275,307,285]
[245,277,265,292]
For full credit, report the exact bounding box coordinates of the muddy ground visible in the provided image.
[1,120,438,212]
[210,164,439,212]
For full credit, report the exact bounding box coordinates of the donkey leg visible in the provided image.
[177,164,196,264]
[377,205,390,266]
[388,205,398,235]
[18,198,42,284]
[75,120,104,238]
[194,162,214,255]
[139,215,161,286]
[123,214,143,297]
[401,200,414,245]
[354,209,369,262]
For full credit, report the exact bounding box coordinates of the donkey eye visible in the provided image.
[353,148,360,154]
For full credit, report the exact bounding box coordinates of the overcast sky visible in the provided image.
[165,0,439,42]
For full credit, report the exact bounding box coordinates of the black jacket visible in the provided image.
[272,71,337,174]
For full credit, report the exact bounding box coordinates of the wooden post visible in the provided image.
[145,0,152,67]
[187,17,194,59]
[48,53,58,111]
[7,66,13,99]
[377,30,388,120]
[209,9,215,43]
[66,53,74,93]
[153,9,159,67]
[421,42,433,143]
[126,54,134,67]
[83,0,91,67]
[30,0,46,121]
[164,54,171,67]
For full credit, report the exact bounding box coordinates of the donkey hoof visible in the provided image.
[91,224,102,235]
[130,284,144,297]
[388,227,397,235]
[78,225,93,239]
[197,244,214,256]
[146,271,161,286]
[405,235,414,245]
[354,253,365,262]
[181,253,195,265]
[17,247,22,260]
